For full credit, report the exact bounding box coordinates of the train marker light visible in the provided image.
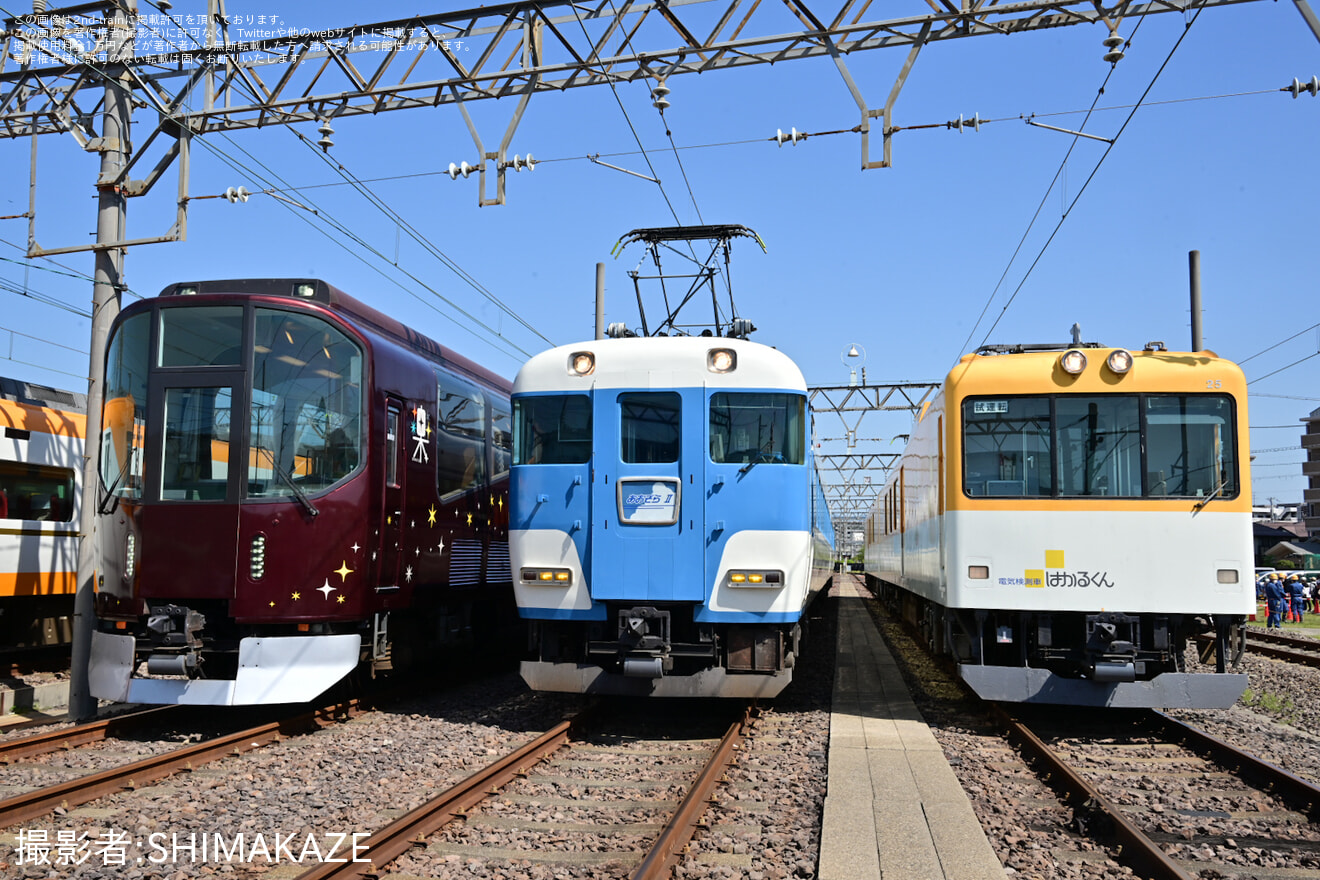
[708,349,736,373]
[522,567,572,585]
[968,565,989,579]
[728,570,784,587]
[1217,569,1239,584]
[569,352,596,376]
[250,535,266,580]
[1060,349,1087,375]
[1106,349,1133,375]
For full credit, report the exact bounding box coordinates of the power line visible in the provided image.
[971,9,1204,350]
[1238,322,1320,365]
[1248,352,1320,386]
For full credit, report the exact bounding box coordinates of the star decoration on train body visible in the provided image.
[437,537,446,556]
[405,565,414,583]
[291,592,301,601]
[466,513,474,526]
[318,580,337,600]
[351,542,361,554]
[336,595,346,604]
[427,505,437,526]
[334,561,353,581]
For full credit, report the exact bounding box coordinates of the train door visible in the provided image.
[591,390,703,602]
[141,373,245,599]
[378,401,405,588]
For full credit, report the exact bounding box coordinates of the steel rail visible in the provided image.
[294,718,575,880]
[0,700,361,827]
[1152,710,1320,821]
[1200,630,1320,669]
[991,704,1195,880]
[630,704,754,880]
[0,705,178,763]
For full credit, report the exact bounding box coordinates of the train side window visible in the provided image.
[437,374,487,497]
[386,407,400,489]
[0,462,75,521]
[513,395,592,465]
[962,397,1052,497]
[492,400,512,480]
[620,392,681,463]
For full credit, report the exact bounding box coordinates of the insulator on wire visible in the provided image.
[507,154,537,172]
[316,119,334,152]
[223,186,250,203]
[949,113,980,133]
[1288,76,1320,98]
[447,162,475,180]
[775,127,803,147]
[651,79,671,112]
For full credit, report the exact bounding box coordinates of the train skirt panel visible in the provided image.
[90,630,361,705]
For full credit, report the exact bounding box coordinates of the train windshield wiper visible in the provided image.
[263,449,319,517]
[1192,479,1227,514]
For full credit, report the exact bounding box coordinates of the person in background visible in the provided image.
[1287,574,1306,625]
[1264,574,1286,629]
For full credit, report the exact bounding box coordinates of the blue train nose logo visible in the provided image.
[618,478,681,524]
[626,492,672,505]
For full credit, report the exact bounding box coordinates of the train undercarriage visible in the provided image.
[870,576,1248,708]
[522,601,801,698]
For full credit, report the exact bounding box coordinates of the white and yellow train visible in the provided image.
[0,377,84,650]
[863,340,1253,708]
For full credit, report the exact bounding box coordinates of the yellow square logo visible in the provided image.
[1045,550,1065,569]
[1025,569,1045,588]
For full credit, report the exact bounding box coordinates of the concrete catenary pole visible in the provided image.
[1189,249,1203,352]
[69,1,136,720]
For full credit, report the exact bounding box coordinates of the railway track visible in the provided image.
[1244,628,1320,668]
[0,700,363,828]
[296,702,756,880]
[996,705,1320,880]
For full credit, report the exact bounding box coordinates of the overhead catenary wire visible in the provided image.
[13,1,539,365]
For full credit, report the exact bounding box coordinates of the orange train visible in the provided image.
[0,377,85,649]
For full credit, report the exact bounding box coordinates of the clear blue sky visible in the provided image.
[1,0,1316,506]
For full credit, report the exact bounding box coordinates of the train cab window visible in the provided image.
[514,395,592,465]
[102,312,150,501]
[620,392,681,463]
[963,394,1238,499]
[0,463,75,521]
[249,309,364,499]
[158,306,244,367]
[708,393,805,465]
[437,375,487,497]
[1056,397,1140,497]
[962,398,1052,496]
[1144,395,1237,498]
[161,386,233,500]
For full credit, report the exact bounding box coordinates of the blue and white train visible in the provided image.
[509,336,834,697]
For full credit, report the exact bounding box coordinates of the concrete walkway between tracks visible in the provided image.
[818,576,1005,880]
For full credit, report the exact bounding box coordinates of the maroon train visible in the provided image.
[89,279,514,704]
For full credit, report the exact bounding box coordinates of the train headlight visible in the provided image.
[250,534,266,580]
[1106,349,1133,375]
[292,283,317,298]
[1059,349,1088,375]
[569,351,596,376]
[521,567,572,585]
[727,569,783,588]
[708,349,737,373]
